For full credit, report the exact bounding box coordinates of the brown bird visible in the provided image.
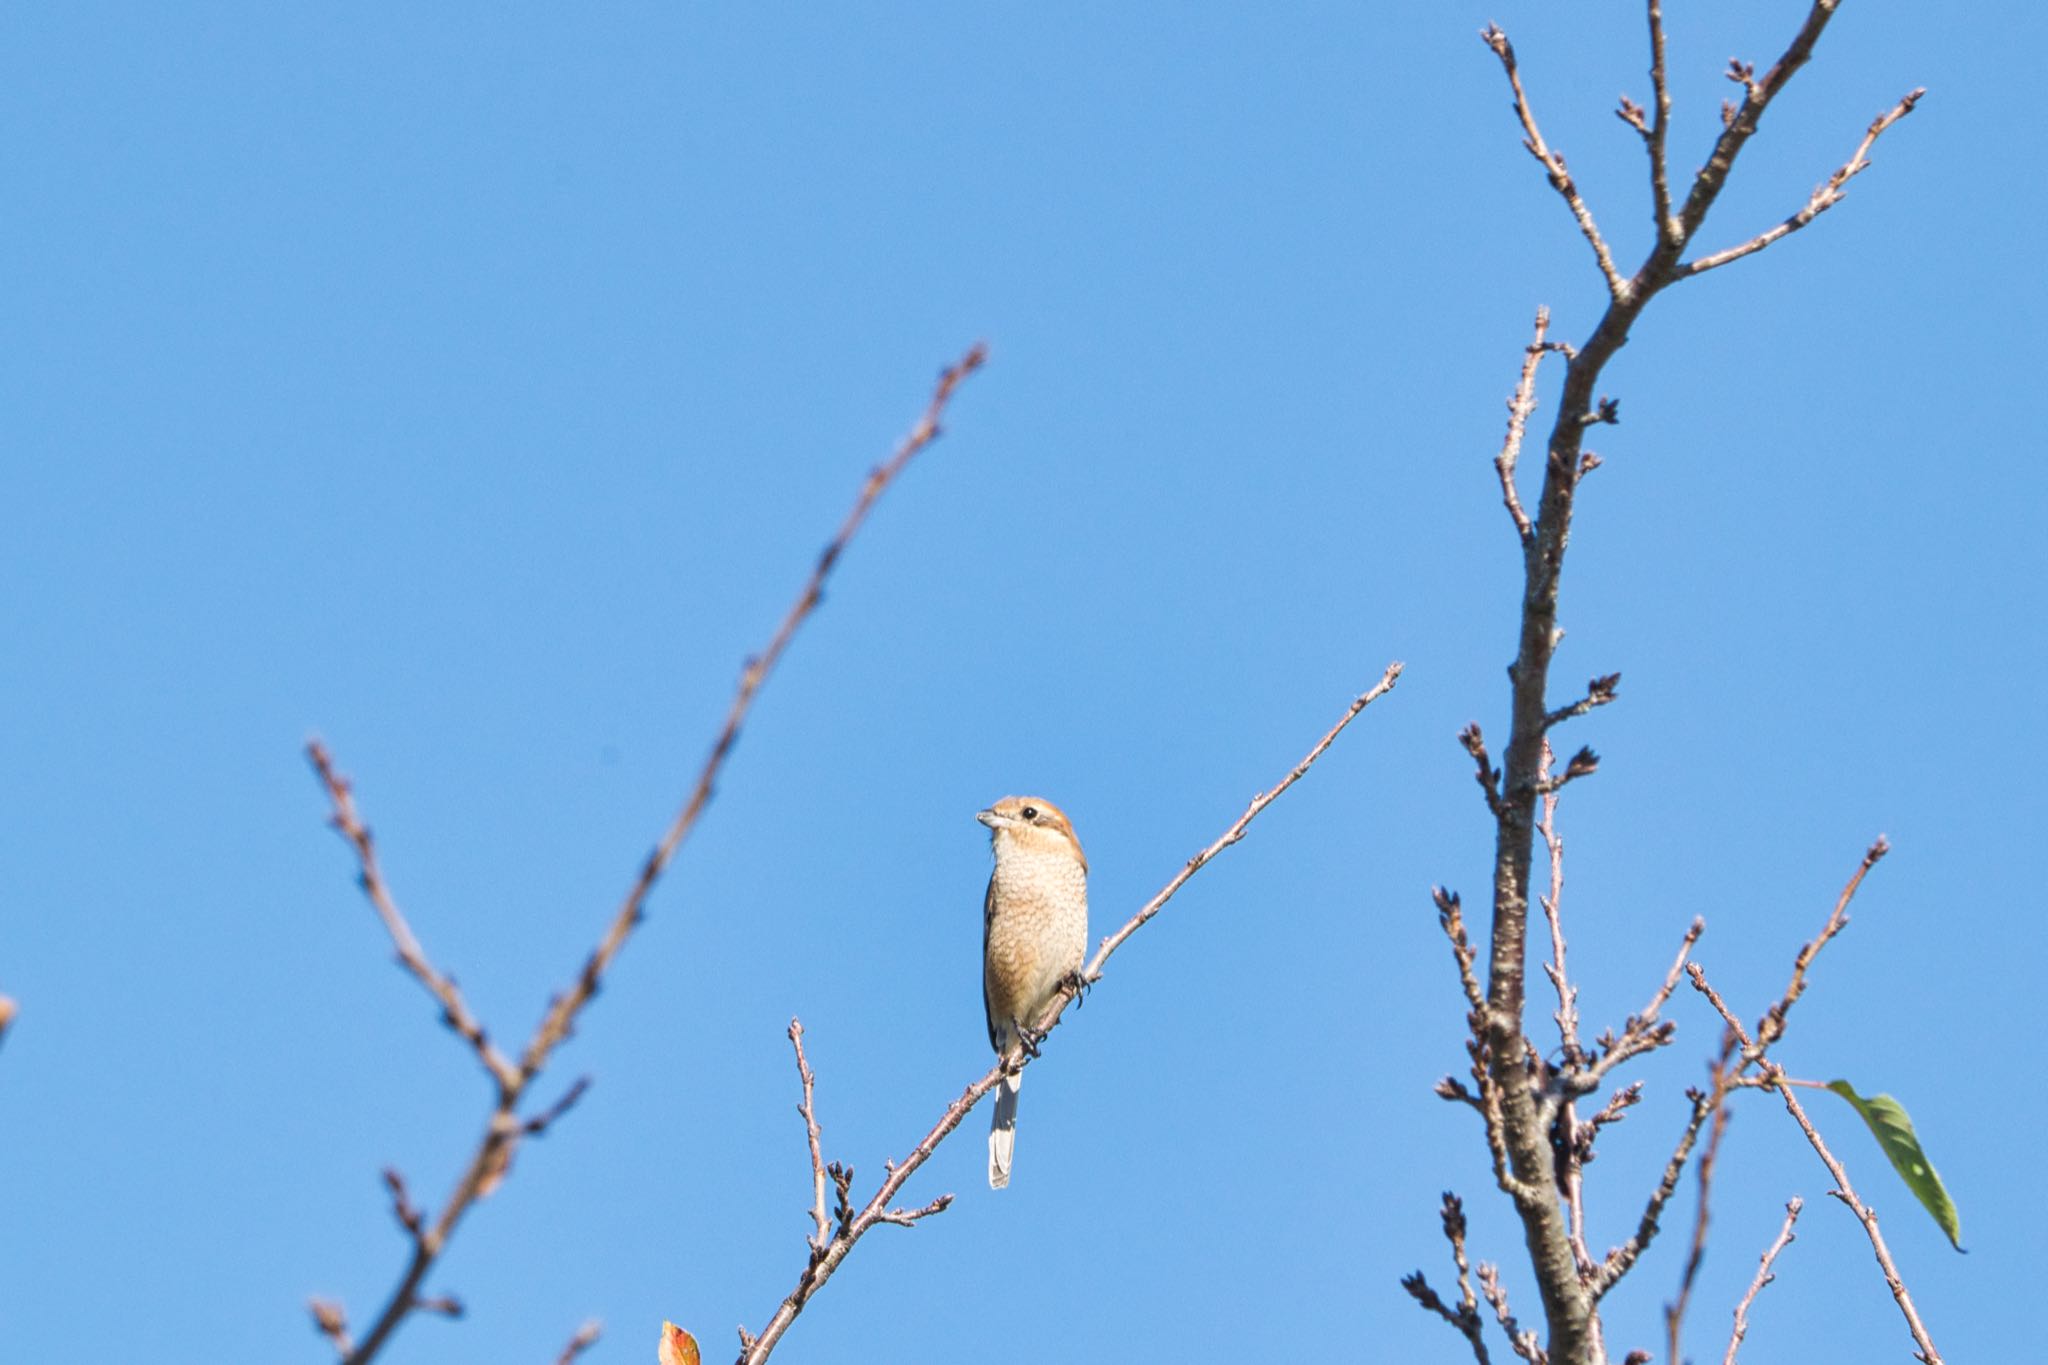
[977,795,1089,1190]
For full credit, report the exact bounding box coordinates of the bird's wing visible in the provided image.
[981,875,1002,1054]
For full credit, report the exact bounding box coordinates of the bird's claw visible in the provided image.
[1063,969,1094,1008]
[1015,1021,1047,1058]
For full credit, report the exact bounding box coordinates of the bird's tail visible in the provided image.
[988,1071,1022,1190]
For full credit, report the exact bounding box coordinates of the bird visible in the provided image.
[977,795,1089,1190]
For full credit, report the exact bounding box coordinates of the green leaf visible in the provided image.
[1826,1080,1964,1251]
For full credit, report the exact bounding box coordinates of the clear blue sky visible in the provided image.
[3,4,2038,1362]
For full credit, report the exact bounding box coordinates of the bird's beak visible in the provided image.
[975,808,999,828]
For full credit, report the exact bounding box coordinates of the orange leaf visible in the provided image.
[659,1321,700,1365]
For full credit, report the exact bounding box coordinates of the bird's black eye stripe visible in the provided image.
[1021,805,1039,821]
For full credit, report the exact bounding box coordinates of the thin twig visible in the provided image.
[1435,889,1490,1017]
[1645,0,1675,240]
[735,668,1404,1363]
[1480,27,1628,298]
[1757,836,1889,1051]
[307,345,987,1365]
[1682,90,1924,278]
[523,1076,593,1137]
[1087,663,1403,976]
[788,1020,830,1256]
[1722,1198,1800,1365]
[1494,307,1556,542]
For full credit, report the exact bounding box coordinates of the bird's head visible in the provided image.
[976,795,1087,872]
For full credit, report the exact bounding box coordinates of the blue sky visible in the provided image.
[3,3,2039,1362]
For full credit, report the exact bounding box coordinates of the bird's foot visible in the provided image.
[1063,969,1094,1008]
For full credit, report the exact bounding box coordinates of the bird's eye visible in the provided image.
[1021,806,1040,821]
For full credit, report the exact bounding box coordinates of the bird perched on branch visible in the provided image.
[978,795,1089,1190]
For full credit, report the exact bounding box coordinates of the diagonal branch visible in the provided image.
[735,666,1404,1363]
[519,343,989,1085]
[308,344,987,1365]
[1085,663,1403,976]
[1480,28,1628,300]
[1757,836,1888,1052]
[1680,90,1925,279]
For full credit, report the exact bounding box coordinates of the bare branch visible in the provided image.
[1085,663,1403,976]
[1682,90,1924,278]
[309,346,988,1365]
[1722,1198,1801,1365]
[1479,27,1628,299]
[1762,1065,1944,1363]
[736,670,1404,1363]
[1757,836,1889,1051]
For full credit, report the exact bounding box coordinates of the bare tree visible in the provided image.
[1403,6,1939,1365]
[305,346,987,1364]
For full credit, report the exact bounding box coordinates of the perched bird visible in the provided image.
[977,795,1089,1190]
